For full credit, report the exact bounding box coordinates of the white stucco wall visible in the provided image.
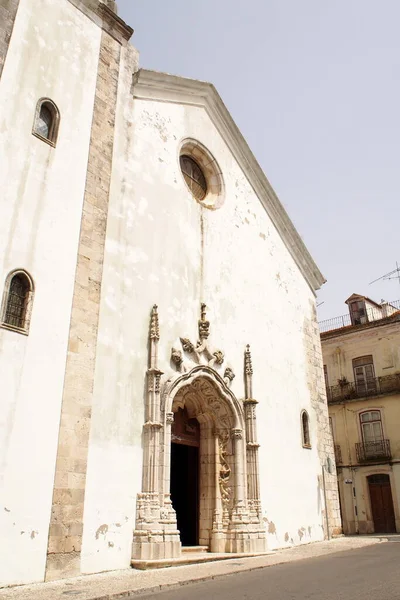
[0,0,101,586]
[81,66,326,572]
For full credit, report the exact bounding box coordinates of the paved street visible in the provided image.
[138,541,400,600]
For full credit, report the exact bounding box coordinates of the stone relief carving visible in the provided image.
[132,306,266,562]
[218,430,231,508]
[180,337,195,353]
[224,367,235,385]
[171,348,183,369]
[150,304,160,340]
[199,302,210,340]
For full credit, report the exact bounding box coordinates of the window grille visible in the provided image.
[37,105,53,139]
[4,274,30,329]
[301,411,311,448]
[33,98,60,146]
[180,155,208,201]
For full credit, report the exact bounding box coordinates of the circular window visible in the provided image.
[179,139,224,210]
[180,155,207,201]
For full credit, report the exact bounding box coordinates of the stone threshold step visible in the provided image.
[182,546,209,554]
[131,551,273,571]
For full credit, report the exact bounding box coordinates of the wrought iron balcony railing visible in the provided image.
[327,373,400,403]
[334,444,342,465]
[355,439,391,463]
[319,299,400,333]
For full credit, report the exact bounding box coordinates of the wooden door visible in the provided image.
[368,475,396,533]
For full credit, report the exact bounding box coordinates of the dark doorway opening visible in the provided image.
[170,407,200,547]
[368,474,396,533]
[170,443,199,546]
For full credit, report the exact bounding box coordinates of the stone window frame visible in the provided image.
[32,98,60,147]
[179,139,225,210]
[301,409,311,449]
[0,269,35,335]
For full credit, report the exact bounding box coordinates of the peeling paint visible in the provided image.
[298,527,306,540]
[95,524,108,539]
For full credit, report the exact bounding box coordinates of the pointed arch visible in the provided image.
[163,365,245,430]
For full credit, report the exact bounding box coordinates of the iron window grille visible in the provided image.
[180,155,208,201]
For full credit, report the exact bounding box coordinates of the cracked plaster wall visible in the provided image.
[80,65,338,572]
[0,0,101,587]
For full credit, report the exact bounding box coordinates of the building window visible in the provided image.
[349,300,367,325]
[1,270,34,334]
[353,355,376,395]
[360,411,383,444]
[33,98,60,146]
[180,155,208,201]
[301,410,311,448]
[178,140,225,210]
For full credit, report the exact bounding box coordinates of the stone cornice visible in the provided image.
[97,3,133,43]
[132,69,325,293]
[67,0,133,44]
[320,313,400,341]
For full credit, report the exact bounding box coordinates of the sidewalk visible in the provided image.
[0,536,388,600]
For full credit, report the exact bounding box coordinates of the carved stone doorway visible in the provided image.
[171,408,200,546]
[131,305,267,562]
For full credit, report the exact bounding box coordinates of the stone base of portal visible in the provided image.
[132,530,182,561]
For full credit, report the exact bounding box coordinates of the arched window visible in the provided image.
[1,270,34,334]
[33,98,60,146]
[301,410,311,448]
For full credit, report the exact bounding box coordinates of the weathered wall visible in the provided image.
[80,76,339,572]
[0,0,19,79]
[45,12,135,583]
[324,322,400,535]
[330,396,400,534]
[0,0,101,587]
[323,320,400,386]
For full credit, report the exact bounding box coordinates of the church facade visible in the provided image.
[0,0,341,588]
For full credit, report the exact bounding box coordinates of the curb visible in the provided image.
[77,538,389,600]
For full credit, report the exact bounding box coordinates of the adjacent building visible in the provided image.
[0,0,340,588]
[321,294,400,535]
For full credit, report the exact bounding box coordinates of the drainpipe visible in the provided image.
[343,406,359,534]
[322,462,331,540]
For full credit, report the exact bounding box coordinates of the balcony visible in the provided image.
[319,299,400,334]
[334,444,342,465]
[327,373,400,403]
[355,439,391,463]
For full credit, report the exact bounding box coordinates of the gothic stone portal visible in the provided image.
[132,367,267,561]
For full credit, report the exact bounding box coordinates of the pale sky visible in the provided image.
[118,1,400,321]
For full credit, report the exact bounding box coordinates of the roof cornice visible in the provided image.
[67,0,133,43]
[132,69,325,293]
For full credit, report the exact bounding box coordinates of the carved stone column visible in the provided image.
[132,306,181,562]
[211,430,225,552]
[142,306,163,495]
[243,345,261,519]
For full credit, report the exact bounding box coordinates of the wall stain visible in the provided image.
[298,527,306,540]
[95,524,108,539]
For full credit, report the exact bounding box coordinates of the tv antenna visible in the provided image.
[370,262,400,287]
